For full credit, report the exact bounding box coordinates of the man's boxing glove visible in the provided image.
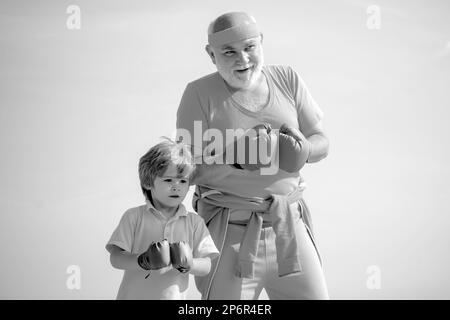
[230,123,273,171]
[169,241,193,273]
[278,124,311,172]
[137,239,171,271]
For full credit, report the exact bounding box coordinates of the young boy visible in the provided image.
[106,139,219,299]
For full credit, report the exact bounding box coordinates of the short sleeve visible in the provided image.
[289,67,324,135]
[105,209,137,253]
[192,215,220,260]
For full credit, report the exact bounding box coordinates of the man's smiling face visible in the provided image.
[208,36,264,90]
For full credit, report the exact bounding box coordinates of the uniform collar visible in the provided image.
[145,199,188,218]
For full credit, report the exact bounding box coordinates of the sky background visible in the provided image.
[0,0,449,299]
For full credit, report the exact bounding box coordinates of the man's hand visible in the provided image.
[230,123,273,171]
[278,123,311,172]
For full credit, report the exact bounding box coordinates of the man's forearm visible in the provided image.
[307,133,329,163]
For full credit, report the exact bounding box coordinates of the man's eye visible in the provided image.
[180,179,188,184]
[164,179,172,182]
[224,51,235,56]
[246,45,255,51]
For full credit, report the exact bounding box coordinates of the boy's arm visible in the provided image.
[109,245,141,271]
[109,245,174,274]
[189,257,212,277]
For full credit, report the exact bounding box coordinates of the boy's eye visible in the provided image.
[164,179,172,183]
[180,179,188,184]
[224,51,235,56]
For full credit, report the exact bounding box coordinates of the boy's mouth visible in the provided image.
[169,195,180,198]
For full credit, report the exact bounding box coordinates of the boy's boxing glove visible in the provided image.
[278,124,311,172]
[138,239,171,271]
[169,241,193,273]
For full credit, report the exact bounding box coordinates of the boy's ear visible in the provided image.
[205,45,216,65]
[145,189,155,205]
[141,185,152,197]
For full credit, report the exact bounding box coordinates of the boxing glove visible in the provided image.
[137,239,171,271]
[278,124,311,172]
[169,241,193,273]
[229,123,273,171]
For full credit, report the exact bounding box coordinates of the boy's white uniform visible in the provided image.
[106,201,219,300]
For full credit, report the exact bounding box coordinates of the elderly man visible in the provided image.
[176,12,329,300]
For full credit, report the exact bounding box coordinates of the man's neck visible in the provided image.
[227,71,266,94]
[228,72,269,112]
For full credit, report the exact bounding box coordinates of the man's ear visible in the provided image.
[260,33,264,44]
[205,44,216,65]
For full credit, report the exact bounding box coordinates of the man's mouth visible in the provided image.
[169,195,180,198]
[235,66,252,74]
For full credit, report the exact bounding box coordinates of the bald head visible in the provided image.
[207,12,261,47]
[208,12,257,34]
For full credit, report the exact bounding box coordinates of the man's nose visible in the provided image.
[236,51,250,64]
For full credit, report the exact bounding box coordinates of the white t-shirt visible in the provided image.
[106,201,219,300]
[177,65,324,221]
[177,65,323,199]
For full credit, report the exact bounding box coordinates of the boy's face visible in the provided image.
[150,163,190,211]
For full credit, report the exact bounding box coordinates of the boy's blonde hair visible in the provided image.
[138,138,195,199]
